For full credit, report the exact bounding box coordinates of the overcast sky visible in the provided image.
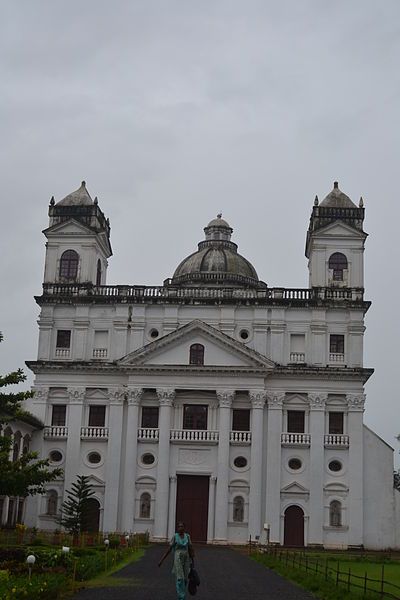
[1,1,399,460]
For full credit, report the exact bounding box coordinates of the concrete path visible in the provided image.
[72,545,316,599]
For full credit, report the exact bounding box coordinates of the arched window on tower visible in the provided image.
[189,344,204,366]
[96,259,102,286]
[47,491,58,516]
[59,250,79,280]
[233,496,244,523]
[139,493,151,519]
[328,253,348,281]
[329,500,342,527]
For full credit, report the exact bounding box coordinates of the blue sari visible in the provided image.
[170,532,191,600]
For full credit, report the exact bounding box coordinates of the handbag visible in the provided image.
[188,563,200,595]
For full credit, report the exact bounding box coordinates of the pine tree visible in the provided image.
[59,475,95,536]
[0,332,63,497]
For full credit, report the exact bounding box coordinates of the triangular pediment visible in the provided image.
[281,481,309,496]
[314,220,367,239]
[85,474,105,487]
[118,320,275,370]
[43,218,95,237]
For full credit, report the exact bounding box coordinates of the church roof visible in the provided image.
[56,181,93,206]
[320,181,356,208]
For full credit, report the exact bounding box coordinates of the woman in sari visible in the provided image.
[158,521,194,600]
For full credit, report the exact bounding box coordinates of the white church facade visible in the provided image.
[22,180,400,548]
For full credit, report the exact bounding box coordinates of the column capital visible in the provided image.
[308,393,328,410]
[68,387,85,403]
[127,387,143,406]
[156,388,176,406]
[32,386,49,402]
[266,391,285,409]
[107,387,126,405]
[249,389,267,409]
[169,475,177,483]
[216,390,235,408]
[346,393,366,411]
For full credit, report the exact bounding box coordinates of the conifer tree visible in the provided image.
[58,475,95,536]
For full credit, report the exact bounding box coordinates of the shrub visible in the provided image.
[0,572,67,600]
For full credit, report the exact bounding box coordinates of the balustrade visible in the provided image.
[324,434,349,447]
[137,428,159,441]
[230,431,251,444]
[329,353,345,363]
[80,426,109,440]
[170,429,219,443]
[289,352,306,363]
[43,426,68,439]
[281,432,311,446]
[55,348,70,358]
[92,348,108,358]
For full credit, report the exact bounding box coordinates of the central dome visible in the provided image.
[168,215,264,288]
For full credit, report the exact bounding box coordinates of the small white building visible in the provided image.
[24,180,400,548]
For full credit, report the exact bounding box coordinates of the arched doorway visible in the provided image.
[84,498,100,533]
[283,505,304,547]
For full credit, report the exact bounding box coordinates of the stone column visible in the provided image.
[121,387,143,532]
[248,390,267,540]
[167,476,177,539]
[308,393,327,546]
[214,390,234,542]
[103,388,125,532]
[153,388,175,540]
[347,393,365,547]
[64,387,85,495]
[265,391,285,544]
[207,476,217,542]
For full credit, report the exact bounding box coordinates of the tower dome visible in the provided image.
[168,215,264,288]
[320,181,356,208]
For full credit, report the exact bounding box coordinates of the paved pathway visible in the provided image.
[73,545,315,599]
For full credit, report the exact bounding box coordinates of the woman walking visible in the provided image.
[158,521,194,600]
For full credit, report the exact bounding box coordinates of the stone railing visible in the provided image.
[43,426,68,439]
[170,430,219,443]
[281,432,311,447]
[80,427,109,440]
[38,283,366,305]
[93,348,108,358]
[55,348,70,358]
[230,431,252,444]
[138,428,159,441]
[329,353,345,363]
[289,352,306,363]
[324,434,349,447]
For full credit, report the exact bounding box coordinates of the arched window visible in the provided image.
[12,443,19,462]
[47,491,58,516]
[329,500,342,527]
[233,496,244,523]
[139,493,151,519]
[189,344,205,366]
[59,250,79,280]
[96,259,102,286]
[328,253,348,281]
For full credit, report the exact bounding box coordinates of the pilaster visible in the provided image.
[64,387,85,496]
[265,391,284,544]
[248,390,267,539]
[347,393,365,547]
[214,389,234,542]
[103,387,125,531]
[308,392,327,546]
[168,476,178,539]
[121,387,143,532]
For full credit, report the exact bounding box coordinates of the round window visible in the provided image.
[328,460,342,472]
[88,451,101,464]
[149,329,159,339]
[234,456,248,469]
[142,453,155,465]
[49,450,62,463]
[288,458,302,470]
[239,329,249,340]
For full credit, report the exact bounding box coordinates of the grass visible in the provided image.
[252,551,400,600]
[72,548,144,592]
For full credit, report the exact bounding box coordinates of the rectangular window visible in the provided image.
[329,412,344,434]
[183,405,208,430]
[287,410,305,433]
[232,409,250,431]
[141,406,159,428]
[51,405,66,426]
[88,405,106,427]
[94,330,108,348]
[329,335,344,354]
[56,330,71,348]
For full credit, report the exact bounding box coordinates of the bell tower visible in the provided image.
[42,181,112,286]
[305,181,367,289]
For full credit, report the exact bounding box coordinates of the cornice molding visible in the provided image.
[68,387,86,403]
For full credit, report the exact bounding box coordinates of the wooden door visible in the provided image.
[284,505,304,547]
[176,475,209,542]
[85,498,100,533]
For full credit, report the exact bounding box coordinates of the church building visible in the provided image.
[23,180,400,548]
